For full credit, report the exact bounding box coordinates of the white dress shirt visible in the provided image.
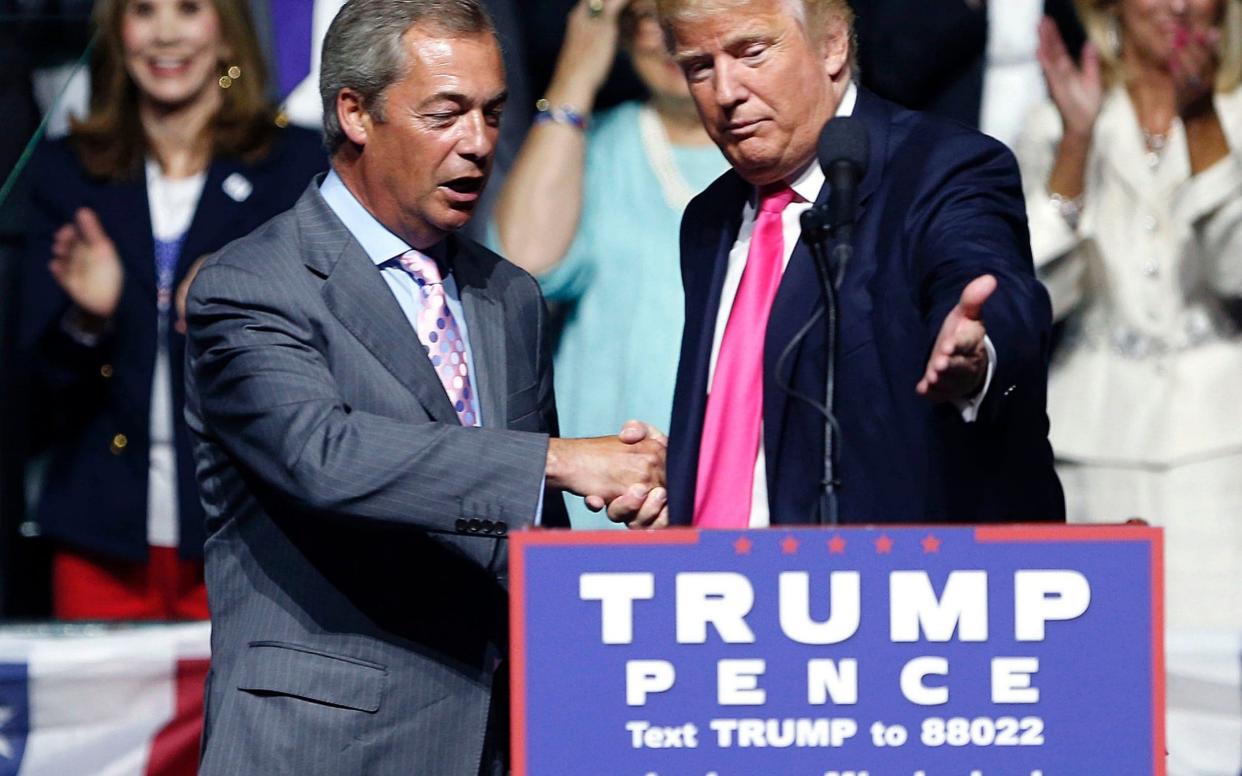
[708,82,993,527]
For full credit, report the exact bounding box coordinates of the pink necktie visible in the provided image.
[693,185,799,528]
[398,250,477,426]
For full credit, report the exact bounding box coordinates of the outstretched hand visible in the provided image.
[917,274,995,403]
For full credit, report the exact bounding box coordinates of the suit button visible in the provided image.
[468,518,482,533]
[455,518,468,533]
[100,364,114,379]
[495,522,508,536]
[109,433,128,455]
[481,519,495,534]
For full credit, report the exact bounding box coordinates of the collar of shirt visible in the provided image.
[319,168,447,268]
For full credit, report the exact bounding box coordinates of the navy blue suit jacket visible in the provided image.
[668,90,1064,526]
[18,127,326,561]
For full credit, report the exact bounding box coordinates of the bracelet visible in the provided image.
[534,98,588,131]
[1049,191,1083,231]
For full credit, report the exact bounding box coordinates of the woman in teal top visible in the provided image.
[493,0,726,527]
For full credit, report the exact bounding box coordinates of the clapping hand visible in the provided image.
[49,207,124,323]
[1037,16,1103,141]
[1169,22,1220,117]
[554,0,632,102]
[174,254,211,335]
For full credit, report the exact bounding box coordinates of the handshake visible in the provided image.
[546,420,669,529]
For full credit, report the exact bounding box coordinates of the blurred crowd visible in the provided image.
[0,0,1238,636]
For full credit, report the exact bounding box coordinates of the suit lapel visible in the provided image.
[300,186,460,424]
[669,172,749,524]
[1095,88,1166,212]
[98,172,157,298]
[178,157,249,283]
[762,89,889,494]
[451,237,508,427]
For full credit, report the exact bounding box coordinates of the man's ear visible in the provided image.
[337,87,371,147]
[821,15,851,79]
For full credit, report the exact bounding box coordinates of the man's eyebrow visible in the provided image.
[673,33,769,64]
[418,89,509,109]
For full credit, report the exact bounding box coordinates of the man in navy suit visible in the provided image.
[656,0,1064,527]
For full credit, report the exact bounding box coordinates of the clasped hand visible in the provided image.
[546,420,669,529]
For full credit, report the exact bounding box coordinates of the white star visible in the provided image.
[0,706,14,759]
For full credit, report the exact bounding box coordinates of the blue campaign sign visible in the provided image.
[510,525,1164,776]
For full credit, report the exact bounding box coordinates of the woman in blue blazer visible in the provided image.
[18,0,324,619]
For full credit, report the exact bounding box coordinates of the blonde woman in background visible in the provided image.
[1016,0,1242,632]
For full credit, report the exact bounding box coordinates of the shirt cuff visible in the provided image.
[533,474,546,526]
[953,334,996,423]
[60,307,108,347]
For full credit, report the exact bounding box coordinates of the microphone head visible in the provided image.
[817,116,869,178]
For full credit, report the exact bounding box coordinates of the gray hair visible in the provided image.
[319,0,496,153]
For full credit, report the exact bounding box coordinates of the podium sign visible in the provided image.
[510,525,1164,776]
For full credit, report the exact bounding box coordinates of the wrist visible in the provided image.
[1048,190,1084,230]
[1058,128,1093,154]
[62,305,114,345]
[534,99,589,131]
[542,78,597,119]
[545,438,573,491]
[1181,93,1218,124]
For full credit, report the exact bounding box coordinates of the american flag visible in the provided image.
[0,622,209,776]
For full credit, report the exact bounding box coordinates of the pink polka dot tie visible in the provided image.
[693,184,800,528]
[398,250,477,426]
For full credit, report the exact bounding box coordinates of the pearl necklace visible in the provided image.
[638,104,697,212]
[1141,127,1169,169]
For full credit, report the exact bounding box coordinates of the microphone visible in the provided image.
[785,117,870,526]
[819,116,869,245]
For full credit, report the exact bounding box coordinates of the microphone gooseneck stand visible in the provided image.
[807,207,852,526]
[774,206,846,526]
[774,115,869,526]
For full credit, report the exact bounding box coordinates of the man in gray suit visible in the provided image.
[184,1,666,773]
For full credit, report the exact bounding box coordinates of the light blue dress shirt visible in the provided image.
[319,170,483,426]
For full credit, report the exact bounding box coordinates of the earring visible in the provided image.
[218,65,242,89]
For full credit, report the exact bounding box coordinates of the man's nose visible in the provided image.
[713,58,748,110]
[457,111,496,162]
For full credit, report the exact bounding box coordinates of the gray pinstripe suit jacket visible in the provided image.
[185,181,569,776]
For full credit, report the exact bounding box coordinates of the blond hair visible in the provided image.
[1076,0,1242,92]
[656,0,856,58]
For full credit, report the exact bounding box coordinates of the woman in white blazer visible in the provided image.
[1015,0,1242,632]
